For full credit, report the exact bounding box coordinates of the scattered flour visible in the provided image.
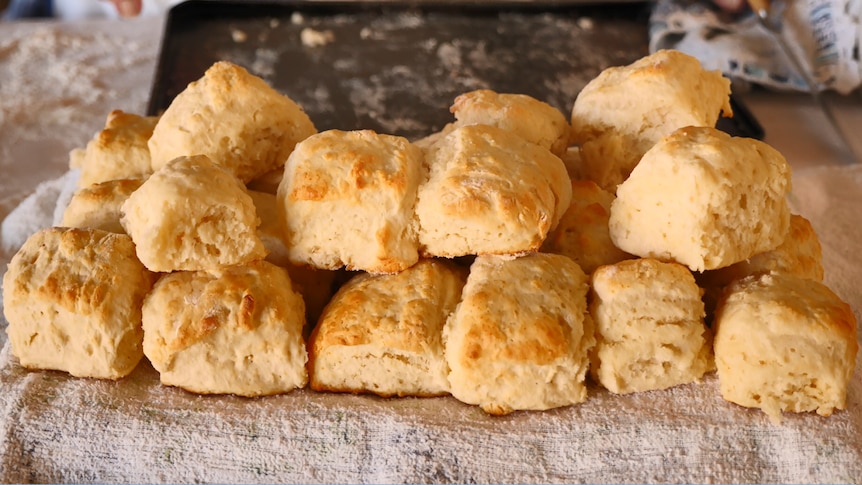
[0,18,160,229]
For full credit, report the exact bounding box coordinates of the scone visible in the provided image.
[541,179,633,274]
[148,61,317,183]
[713,272,858,423]
[277,129,424,274]
[121,154,266,272]
[416,124,572,258]
[609,126,792,272]
[589,258,712,394]
[698,214,824,289]
[449,89,571,157]
[74,110,158,188]
[61,178,144,234]
[309,259,467,397]
[246,166,284,194]
[3,227,156,379]
[248,189,336,325]
[697,214,824,317]
[571,49,732,191]
[142,260,308,397]
[444,253,594,415]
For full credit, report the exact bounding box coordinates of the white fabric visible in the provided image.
[1,13,861,484]
[650,0,862,94]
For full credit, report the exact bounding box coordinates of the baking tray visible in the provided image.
[147,0,763,140]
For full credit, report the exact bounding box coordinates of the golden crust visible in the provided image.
[571,49,732,191]
[75,110,158,188]
[277,129,424,273]
[308,259,467,398]
[148,61,317,183]
[416,124,572,258]
[3,227,156,379]
[450,89,571,157]
[61,178,144,234]
[142,260,308,397]
[444,253,594,415]
[542,179,634,274]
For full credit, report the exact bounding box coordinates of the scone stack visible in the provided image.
[2,51,857,424]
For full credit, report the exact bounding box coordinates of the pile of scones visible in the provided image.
[3,50,858,423]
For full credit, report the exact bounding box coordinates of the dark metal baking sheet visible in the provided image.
[147,0,762,141]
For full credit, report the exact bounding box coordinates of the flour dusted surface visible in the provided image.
[0,17,160,227]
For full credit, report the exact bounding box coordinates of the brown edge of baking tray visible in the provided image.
[147,0,763,140]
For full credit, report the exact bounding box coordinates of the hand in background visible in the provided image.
[106,0,141,17]
[712,0,748,13]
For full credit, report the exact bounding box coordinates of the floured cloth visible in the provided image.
[650,0,862,94]
[2,12,862,485]
[1,164,862,485]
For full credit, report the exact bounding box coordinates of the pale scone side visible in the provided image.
[589,258,713,394]
[120,154,266,272]
[609,126,792,272]
[713,272,858,423]
[309,259,467,397]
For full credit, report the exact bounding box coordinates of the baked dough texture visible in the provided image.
[121,154,266,272]
[246,166,284,194]
[413,90,570,158]
[142,260,308,396]
[61,178,144,234]
[309,259,467,397]
[73,110,157,188]
[3,227,155,379]
[248,189,336,325]
[589,258,712,394]
[449,89,571,157]
[570,49,732,191]
[148,61,317,183]
[697,214,824,316]
[416,124,572,258]
[541,179,633,274]
[713,272,858,423]
[609,126,792,272]
[278,129,424,274]
[444,253,594,415]
[698,214,824,289]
